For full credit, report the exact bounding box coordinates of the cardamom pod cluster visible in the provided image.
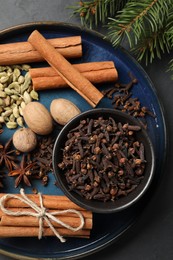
[0,64,39,129]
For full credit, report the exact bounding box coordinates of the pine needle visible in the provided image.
[68,0,128,29]
[68,0,173,78]
[107,0,171,47]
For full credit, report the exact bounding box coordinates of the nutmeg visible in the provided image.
[50,98,81,125]
[13,128,37,152]
[23,102,53,135]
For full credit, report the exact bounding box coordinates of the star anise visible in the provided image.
[0,138,18,171]
[8,155,36,188]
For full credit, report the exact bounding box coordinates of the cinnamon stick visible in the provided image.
[0,215,92,229]
[28,30,104,107]
[30,61,116,77]
[0,208,92,219]
[0,36,82,65]
[0,226,90,238]
[29,61,118,90]
[0,194,85,211]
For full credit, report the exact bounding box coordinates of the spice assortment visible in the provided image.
[0,28,155,241]
[58,117,146,202]
[0,30,154,193]
[0,130,56,188]
[6,134,55,188]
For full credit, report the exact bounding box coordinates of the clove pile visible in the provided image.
[58,116,146,202]
[102,73,155,129]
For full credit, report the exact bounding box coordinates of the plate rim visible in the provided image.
[0,21,168,260]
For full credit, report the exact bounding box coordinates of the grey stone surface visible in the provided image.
[0,1,173,260]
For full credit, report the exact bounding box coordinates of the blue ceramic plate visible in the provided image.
[0,22,167,259]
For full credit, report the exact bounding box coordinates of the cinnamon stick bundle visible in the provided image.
[0,36,82,65]
[0,193,93,239]
[28,30,104,107]
[29,61,118,91]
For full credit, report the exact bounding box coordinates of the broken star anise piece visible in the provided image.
[0,138,18,171]
[8,155,36,188]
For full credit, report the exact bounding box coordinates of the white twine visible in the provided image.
[0,188,85,243]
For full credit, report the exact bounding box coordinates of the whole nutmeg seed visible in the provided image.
[13,128,37,152]
[50,98,81,125]
[23,102,53,135]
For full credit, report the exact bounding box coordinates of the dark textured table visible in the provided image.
[0,1,173,260]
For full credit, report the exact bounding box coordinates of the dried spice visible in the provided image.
[58,117,146,202]
[102,73,155,128]
[0,65,39,129]
[6,133,55,188]
[8,155,35,188]
[27,135,55,186]
[13,127,37,153]
[0,138,18,171]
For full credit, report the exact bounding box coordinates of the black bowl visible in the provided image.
[53,108,155,213]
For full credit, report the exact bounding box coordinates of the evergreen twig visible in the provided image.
[69,0,128,28]
[107,1,170,45]
[132,5,173,64]
[69,0,173,78]
[166,8,173,78]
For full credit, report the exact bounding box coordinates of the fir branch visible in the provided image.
[107,0,171,48]
[68,0,173,78]
[133,28,171,65]
[132,6,173,64]
[166,8,173,48]
[68,0,128,28]
[166,8,173,78]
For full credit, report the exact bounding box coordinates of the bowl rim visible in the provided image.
[53,108,156,213]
